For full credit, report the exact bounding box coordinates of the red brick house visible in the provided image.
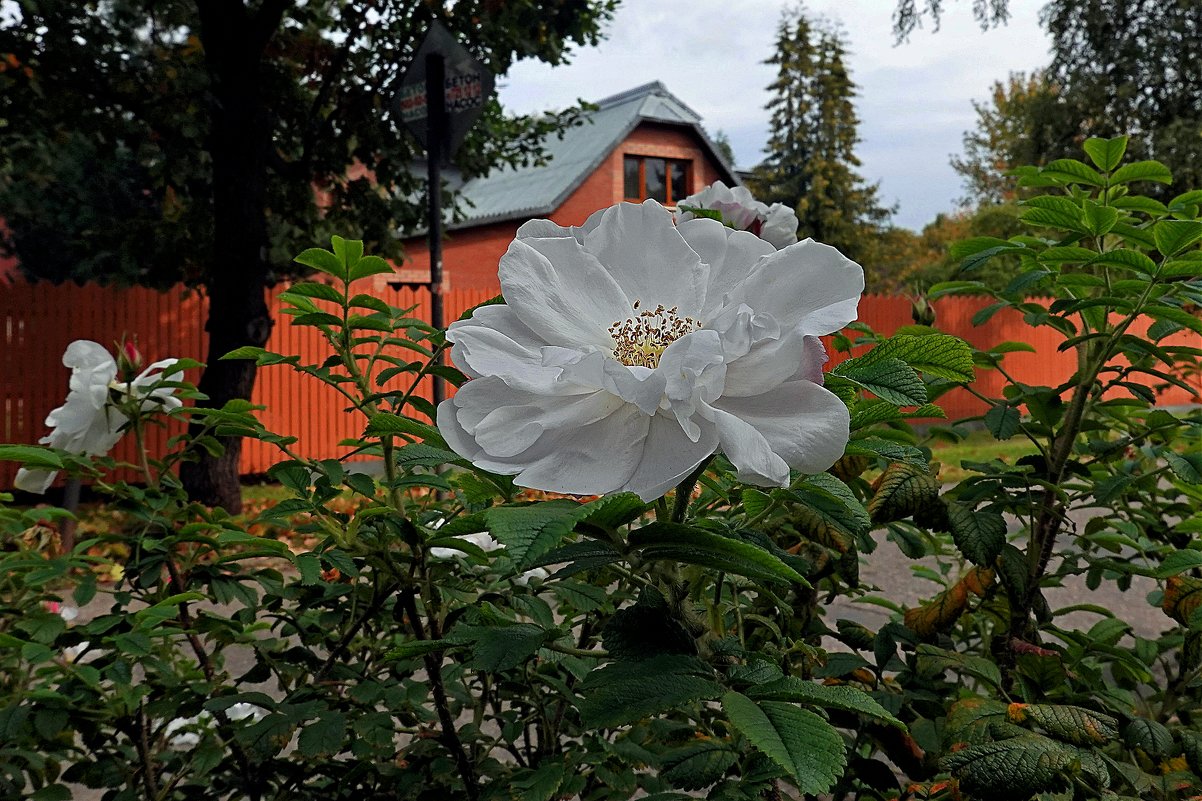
[385,81,740,293]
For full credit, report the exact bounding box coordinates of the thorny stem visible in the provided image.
[399,589,478,801]
[672,455,714,523]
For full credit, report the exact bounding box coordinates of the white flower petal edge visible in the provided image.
[437,201,863,502]
[675,180,800,250]
[14,340,183,494]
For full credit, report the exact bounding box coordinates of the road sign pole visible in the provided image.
[425,53,446,410]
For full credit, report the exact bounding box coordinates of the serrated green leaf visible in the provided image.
[1082,200,1119,236]
[1146,304,1202,335]
[294,247,346,280]
[943,736,1099,799]
[1089,248,1157,275]
[659,740,737,790]
[722,692,846,796]
[867,463,941,525]
[450,622,549,672]
[946,504,1005,566]
[1020,197,1088,233]
[385,638,462,660]
[576,492,648,531]
[746,676,903,728]
[983,404,1020,440]
[348,255,392,281]
[1083,136,1128,172]
[1167,452,1202,484]
[1110,159,1173,186]
[282,281,343,303]
[364,413,446,447]
[1010,703,1119,745]
[298,712,347,759]
[1154,220,1202,256]
[348,293,391,313]
[578,655,722,728]
[392,443,461,468]
[0,445,63,469]
[1122,718,1174,758]
[1037,246,1098,265]
[220,346,268,361]
[867,334,975,383]
[833,356,927,406]
[1042,158,1105,187]
[628,523,807,585]
[485,501,585,569]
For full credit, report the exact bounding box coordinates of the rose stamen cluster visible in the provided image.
[609,302,702,368]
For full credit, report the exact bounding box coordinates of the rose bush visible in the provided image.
[1,144,1200,801]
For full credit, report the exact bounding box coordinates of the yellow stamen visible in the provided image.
[609,302,701,368]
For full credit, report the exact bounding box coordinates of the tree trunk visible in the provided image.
[181,1,284,512]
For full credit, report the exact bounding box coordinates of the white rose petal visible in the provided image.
[15,340,183,494]
[512,567,549,587]
[437,201,862,502]
[675,181,800,250]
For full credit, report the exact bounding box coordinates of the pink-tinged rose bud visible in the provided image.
[116,336,144,381]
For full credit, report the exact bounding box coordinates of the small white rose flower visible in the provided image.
[675,181,799,250]
[15,340,183,493]
[437,200,862,502]
[430,530,505,560]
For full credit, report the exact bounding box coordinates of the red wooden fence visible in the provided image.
[1,279,1198,491]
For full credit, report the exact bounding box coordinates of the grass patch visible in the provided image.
[927,429,1038,484]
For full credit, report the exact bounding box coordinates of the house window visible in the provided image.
[624,156,691,204]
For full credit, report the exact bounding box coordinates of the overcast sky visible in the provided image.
[496,0,1053,231]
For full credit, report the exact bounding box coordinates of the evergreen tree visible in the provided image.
[749,6,892,265]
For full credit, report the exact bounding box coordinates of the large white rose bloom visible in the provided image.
[674,180,799,250]
[15,340,183,493]
[437,200,863,502]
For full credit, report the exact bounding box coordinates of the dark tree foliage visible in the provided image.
[748,5,892,265]
[0,0,616,511]
[949,1,1202,206]
[892,0,1011,42]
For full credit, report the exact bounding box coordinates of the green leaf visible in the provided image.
[659,741,738,790]
[1020,196,1087,233]
[452,622,548,672]
[1146,304,1202,335]
[485,500,586,569]
[628,523,808,585]
[282,281,343,303]
[1122,718,1174,758]
[722,692,846,796]
[1082,200,1119,236]
[1089,248,1158,275]
[1037,246,1097,265]
[219,345,268,361]
[859,334,975,383]
[943,736,1103,800]
[0,445,63,469]
[348,293,391,313]
[576,492,648,532]
[364,413,447,447]
[1041,158,1104,187]
[30,786,72,801]
[348,255,392,281]
[867,463,941,525]
[602,586,695,660]
[833,357,927,406]
[578,655,723,728]
[1083,136,1128,172]
[385,638,462,661]
[298,712,347,759]
[294,247,347,280]
[1010,703,1119,745]
[392,443,462,468]
[1153,220,1202,256]
[946,504,1005,566]
[1166,452,1202,484]
[1110,159,1173,186]
[983,404,1021,440]
[745,676,903,728]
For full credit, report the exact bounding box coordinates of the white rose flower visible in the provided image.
[437,200,862,502]
[14,340,183,494]
[512,567,549,587]
[429,531,505,560]
[675,181,799,250]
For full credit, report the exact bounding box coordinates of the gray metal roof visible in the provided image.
[446,81,740,230]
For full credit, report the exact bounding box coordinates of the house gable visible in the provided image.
[390,83,737,293]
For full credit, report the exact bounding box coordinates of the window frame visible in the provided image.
[623,155,692,205]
